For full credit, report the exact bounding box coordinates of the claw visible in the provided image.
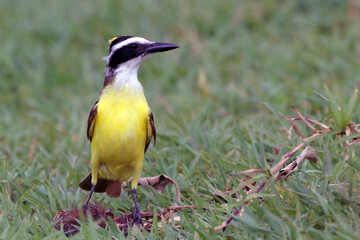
[132,208,143,226]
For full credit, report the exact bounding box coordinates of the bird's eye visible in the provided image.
[129,43,138,49]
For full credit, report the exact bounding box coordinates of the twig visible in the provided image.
[214,181,267,232]
[279,112,303,138]
[28,138,37,160]
[216,146,319,232]
[217,132,325,232]
[291,106,317,133]
[161,205,214,215]
[349,138,360,146]
[270,131,327,174]
[289,117,330,129]
[283,126,292,139]
[289,117,304,139]
[190,137,201,152]
[215,108,335,232]
[344,127,351,161]
[313,89,329,101]
[225,169,264,192]
[270,141,305,174]
[348,122,360,133]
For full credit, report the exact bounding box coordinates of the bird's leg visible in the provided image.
[83,184,95,212]
[131,188,143,226]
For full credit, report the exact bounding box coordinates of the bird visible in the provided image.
[79,35,178,225]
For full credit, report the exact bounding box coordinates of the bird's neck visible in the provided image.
[103,64,143,93]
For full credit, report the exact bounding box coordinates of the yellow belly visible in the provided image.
[91,86,150,183]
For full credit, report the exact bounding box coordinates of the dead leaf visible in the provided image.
[112,212,154,235]
[123,174,180,202]
[53,203,215,237]
[52,204,113,237]
[275,146,318,180]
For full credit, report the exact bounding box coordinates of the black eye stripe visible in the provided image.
[129,43,138,49]
[108,43,149,68]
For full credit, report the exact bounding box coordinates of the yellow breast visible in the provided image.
[91,85,150,181]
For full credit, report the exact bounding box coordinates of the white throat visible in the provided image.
[111,57,144,91]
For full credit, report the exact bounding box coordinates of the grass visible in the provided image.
[1,0,360,239]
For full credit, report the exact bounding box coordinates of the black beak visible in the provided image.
[146,42,179,53]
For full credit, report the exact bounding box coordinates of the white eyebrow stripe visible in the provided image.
[111,37,152,53]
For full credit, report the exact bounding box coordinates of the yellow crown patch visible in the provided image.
[108,37,118,45]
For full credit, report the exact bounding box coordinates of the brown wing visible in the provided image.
[87,100,98,142]
[145,111,156,153]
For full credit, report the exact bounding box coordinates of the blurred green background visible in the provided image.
[1,0,360,239]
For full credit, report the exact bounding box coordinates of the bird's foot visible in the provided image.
[82,204,88,213]
[132,208,143,226]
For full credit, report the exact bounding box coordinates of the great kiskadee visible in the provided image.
[79,36,178,225]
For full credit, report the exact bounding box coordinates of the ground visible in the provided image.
[0,0,360,239]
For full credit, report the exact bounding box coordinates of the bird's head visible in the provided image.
[104,36,178,77]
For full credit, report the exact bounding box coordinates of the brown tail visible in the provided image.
[79,172,122,198]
